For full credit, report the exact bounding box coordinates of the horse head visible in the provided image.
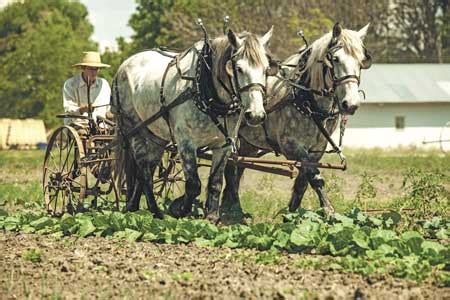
[325,23,371,115]
[304,23,372,115]
[214,27,274,126]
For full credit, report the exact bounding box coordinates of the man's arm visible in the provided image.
[63,80,87,114]
[92,79,111,120]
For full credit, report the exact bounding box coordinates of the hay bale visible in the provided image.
[0,119,11,150]
[0,118,47,150]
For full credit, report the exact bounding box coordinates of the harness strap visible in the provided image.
[309,113,346,163]
[85,88,195,161]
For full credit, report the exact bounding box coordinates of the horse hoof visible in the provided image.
[205,212,220,224]
[125,205,138,212]
[153,209,164,219]
[323,206,335,216]
[168,197,187,218]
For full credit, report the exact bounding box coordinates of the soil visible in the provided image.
[1,232,448,299]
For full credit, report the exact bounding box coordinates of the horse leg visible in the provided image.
[124,145,142,212]
[205,147,232,222]
[140,164,164,219]
[221,140,258,221]
[125,180,142,212]
[288,167,309,212]
[221,162,245,211]
[169,141,201,218]
[306,168,335,215]
[128,136,164,218]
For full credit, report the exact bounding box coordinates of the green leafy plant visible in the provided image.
[22,249,42,263]
[400,168,449,219]
[2,208,449,284]
[354,172,379,209]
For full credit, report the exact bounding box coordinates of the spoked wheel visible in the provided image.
[43,126,87,216]
[153,149,185,202]
[85,157,120,211]
[440,121,450,153]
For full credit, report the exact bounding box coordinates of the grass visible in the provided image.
[0,149,448,222]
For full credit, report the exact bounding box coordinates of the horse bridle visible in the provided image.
[317,42,372,115]
[324,45,361,93]
[228,52,268,106]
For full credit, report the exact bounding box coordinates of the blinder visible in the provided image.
[361,48,372,69]
[266,55,280,76]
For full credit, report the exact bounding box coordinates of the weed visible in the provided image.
[170,272,192,282]
[22,249,42,263]
[354,172,379,210]
[399,168,449,219]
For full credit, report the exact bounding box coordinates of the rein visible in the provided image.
[262,42,365,164]
[157,35,267,152]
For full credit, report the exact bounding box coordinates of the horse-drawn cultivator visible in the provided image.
[43,18,372,218]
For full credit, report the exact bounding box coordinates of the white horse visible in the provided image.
[112,28,274,220]
[222,23,372,219]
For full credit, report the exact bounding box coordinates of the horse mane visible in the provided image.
[299,29,366,90]
[211,32,269,83]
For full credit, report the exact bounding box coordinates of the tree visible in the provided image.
[128,0,335,58]
[381,0,448,62]
[128,0,181,51]
[0,0,97,127]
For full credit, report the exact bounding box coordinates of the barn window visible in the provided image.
[395,116,405,130]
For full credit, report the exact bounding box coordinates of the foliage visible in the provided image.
[128,0,180,51]
[22,248,42,263]
[123,0,450,62]
[386,0,449,63]
[399,168,449,219]
[354,172,379,208]
[0,0,97,128]
[99,37,134,83]
[1,207,449,284]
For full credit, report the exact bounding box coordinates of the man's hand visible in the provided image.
[79,105,89,114]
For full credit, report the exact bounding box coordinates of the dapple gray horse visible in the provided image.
[112,28,274,220]
[222,23,372,219]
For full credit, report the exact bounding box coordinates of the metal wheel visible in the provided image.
[440,121,450,153]
[43,126,87,216]
[153,149,185,202]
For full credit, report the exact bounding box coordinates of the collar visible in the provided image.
[77,74,100,89]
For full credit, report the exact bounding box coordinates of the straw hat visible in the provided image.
[73,51,110,68]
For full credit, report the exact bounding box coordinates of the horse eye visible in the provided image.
[333,56,339,63]
[237,66,243,73]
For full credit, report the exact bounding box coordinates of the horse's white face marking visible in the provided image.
[328,23,370,115]
[224,27,273,126]
[330,47,361,115]
[233,58,267,126]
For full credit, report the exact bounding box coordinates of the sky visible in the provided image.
[78,0,137,51]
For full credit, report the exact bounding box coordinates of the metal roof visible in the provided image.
[359,64,450,103]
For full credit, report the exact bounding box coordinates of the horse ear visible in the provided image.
[227,29,243,48]
[357,23,370,41]
[260,26,274,47]
[225,60,234,76]
[332,22,342,39]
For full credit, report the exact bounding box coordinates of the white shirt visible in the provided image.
[63,74,111,124]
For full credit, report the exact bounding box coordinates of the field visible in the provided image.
[0,149,449,298]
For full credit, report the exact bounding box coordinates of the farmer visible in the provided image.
[63,51,111,127]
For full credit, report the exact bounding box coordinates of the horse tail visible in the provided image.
[111,74,136,200]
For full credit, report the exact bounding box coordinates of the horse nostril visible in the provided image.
[244,111,252,121]
[349,105,359,114]
[342,101,349,110]
[261,112,267,122]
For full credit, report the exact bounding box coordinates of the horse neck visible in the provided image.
[210,42,234,104]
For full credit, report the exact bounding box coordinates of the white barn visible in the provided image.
[333,64,450,150]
